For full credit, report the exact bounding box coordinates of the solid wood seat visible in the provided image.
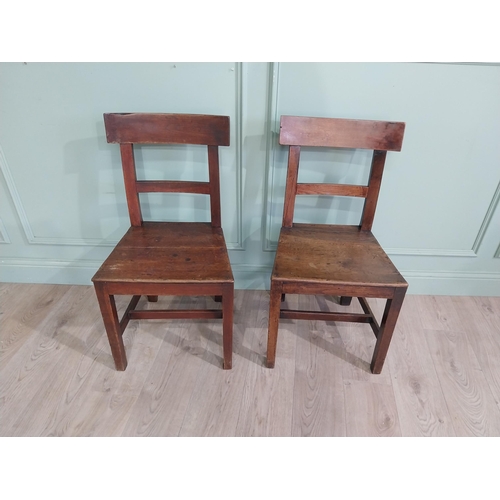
[92,113,234,371]
[273,224,407,287]
[267,115,407,374]
[92,223,233,284]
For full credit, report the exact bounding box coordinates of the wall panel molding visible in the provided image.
[424,63,500,67]
[263,62,281,252]
[0,218,11,244]
[385,247,477,257]
[1,139,119,246]
[228,62,244,250]
[1,144,37,245]
[262,62,498,258]
[1,63,244,249]
[400,270,500,296]
[472,180,500,254]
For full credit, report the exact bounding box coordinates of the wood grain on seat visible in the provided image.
[273,225,407,287]
[93,223,232,284]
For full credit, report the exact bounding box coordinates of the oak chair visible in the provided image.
[92,113,234,371]
[267,115,407,374]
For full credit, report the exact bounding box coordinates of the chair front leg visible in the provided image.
[266,281,283,368]
[94,283,127,371]
[222,283,233,370]
[370,287,407,374]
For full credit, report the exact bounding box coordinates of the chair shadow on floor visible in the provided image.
[48,317,118,371]
[51,290,373,373]
[284,294,373,373]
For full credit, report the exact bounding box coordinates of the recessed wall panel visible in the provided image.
[267,63,500,252]
[0,62,240,246]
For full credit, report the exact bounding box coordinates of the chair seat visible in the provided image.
[92,222,233,284]
[272,224,407,288]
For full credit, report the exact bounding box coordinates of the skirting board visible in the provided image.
[1,258,500,296]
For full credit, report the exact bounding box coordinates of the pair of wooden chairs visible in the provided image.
[92,113,407,375]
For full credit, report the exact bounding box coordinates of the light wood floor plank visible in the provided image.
[6,288,153,436]
[452,296,500,412]
[337,298,401,436]
[121,296,206,437]
[0,283,69,366]
[344,380,401,436]
[424,326,500,436]
[291,295,346,436]
[415,295,464,331]
[179,291,254,436]
[0,286,90,435]
[40,296,167,437]
[386,296,456,436]
[234,292,296,436]
[1,284,500,437]
[232,290,272,435]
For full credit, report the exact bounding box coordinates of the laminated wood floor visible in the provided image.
[1,283,500,436]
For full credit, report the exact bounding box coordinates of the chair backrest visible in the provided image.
[103,113,230,227]
[279,115,405,231]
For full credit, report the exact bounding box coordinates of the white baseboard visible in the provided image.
[399,270,500,296]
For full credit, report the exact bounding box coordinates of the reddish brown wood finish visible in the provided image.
[136,180,210,194]
[282,145,301,227]
[267,115,407,374]
[104,113,230,146]
[296,183,368,197]
[360,150,387,231]
[94,283,127,371]
[279,115,405,151]
[208,145,222,228]
[120,144,142,226]
[92,113,233,371]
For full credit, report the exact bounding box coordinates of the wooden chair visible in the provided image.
[92,113,234,371]
[267,115,407,374]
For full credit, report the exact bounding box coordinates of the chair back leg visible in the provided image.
[222,283,234,369]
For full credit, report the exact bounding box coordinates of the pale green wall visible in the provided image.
[1,62,499,294]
